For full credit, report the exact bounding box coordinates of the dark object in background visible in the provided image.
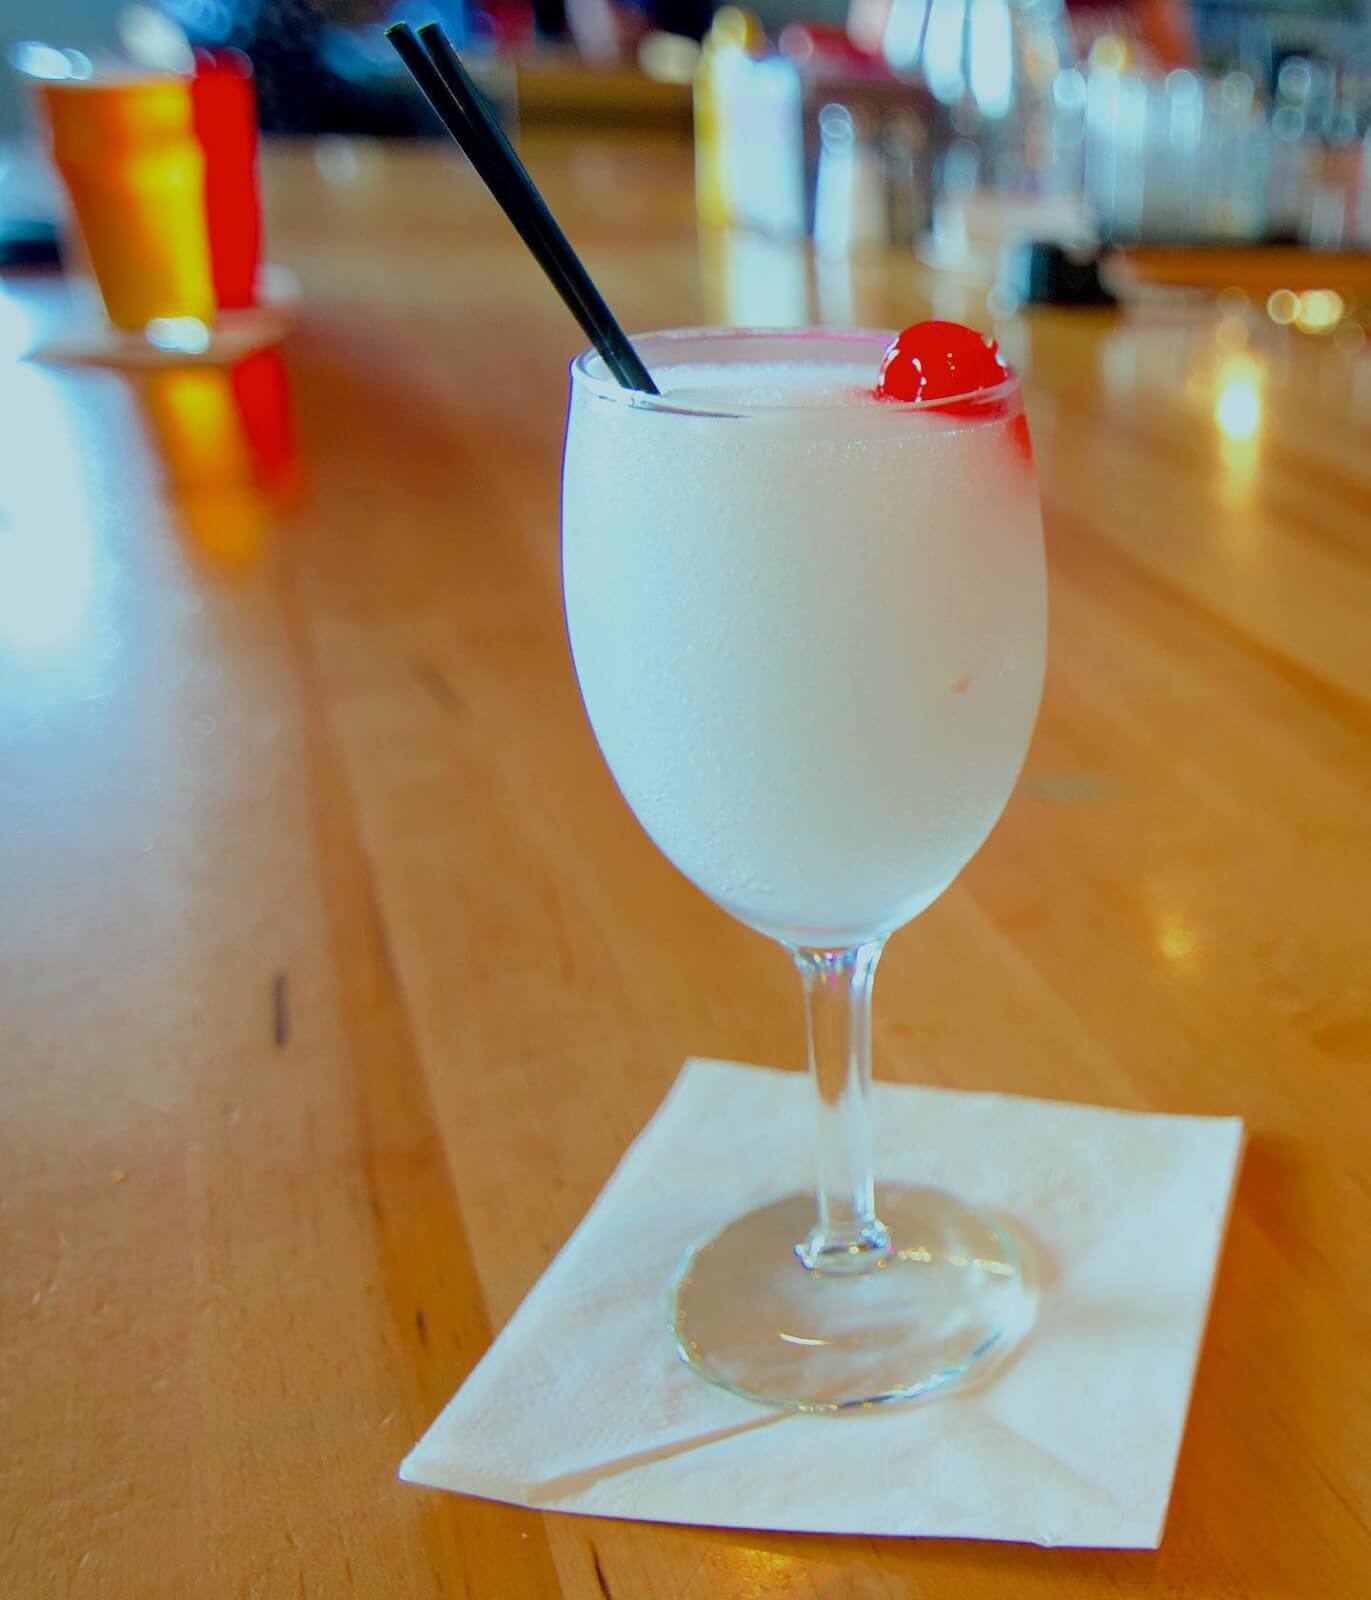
[1000,239,1117,309]
[169,0,433,134]
[245,0,411,133]
[646,0,712,42]
[527,0,568,41]
[0,218,62,269]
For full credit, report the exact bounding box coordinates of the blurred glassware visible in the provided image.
[694,6,766,229]
[1127,69,1269,244]
[813,101,889,255]
[802,74,944,249]
[717,50,808,238]
[880,0,1074,190]
[190,48,260,312]
[1057,44,1371,251]
[28,59,216,341]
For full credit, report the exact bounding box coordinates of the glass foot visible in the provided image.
[670,1185,1031,1412]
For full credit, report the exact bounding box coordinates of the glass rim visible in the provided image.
[569,325,1022,419]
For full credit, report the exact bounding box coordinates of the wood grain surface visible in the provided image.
[2,135,1368,1599]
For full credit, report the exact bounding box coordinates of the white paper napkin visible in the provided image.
[402,1059,1243,1548]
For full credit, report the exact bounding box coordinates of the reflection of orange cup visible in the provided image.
[142,367,268,573]
[141,352,296,494]
[137,350,299,573]
[37,75,215,334]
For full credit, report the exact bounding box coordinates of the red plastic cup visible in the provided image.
[190,49,261,311]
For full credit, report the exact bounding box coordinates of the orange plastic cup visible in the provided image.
[37,74,215,334]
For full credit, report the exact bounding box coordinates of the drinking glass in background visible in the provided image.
[1048,54,1371,249]
[190,49,261,314]
[24,46,264,354]
[36,67,215,340]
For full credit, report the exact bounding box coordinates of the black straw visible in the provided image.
[385,23,658,395]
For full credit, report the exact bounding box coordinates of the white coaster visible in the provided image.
[403,1059,1243,1548]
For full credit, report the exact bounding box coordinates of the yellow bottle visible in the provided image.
[694,8,764,229]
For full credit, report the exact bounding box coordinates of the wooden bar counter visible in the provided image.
[2,135,1368,1598]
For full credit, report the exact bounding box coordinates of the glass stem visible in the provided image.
[794,941,892,1275]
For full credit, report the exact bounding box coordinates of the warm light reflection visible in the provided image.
[1295,290,1344,335]
[1218,432,1259,512]
[722,1548,805,1583]
[1159,922,1196,961]
[777,1331,831,1347]
[1211,352,1263,511]
[1266,289,1298,326]
[1216,383,1259,440]
[1214,352,1263,441]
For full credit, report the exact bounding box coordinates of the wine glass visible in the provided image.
[562,327,1046,1410]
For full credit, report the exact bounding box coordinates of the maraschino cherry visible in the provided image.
[875,320,1007,405]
